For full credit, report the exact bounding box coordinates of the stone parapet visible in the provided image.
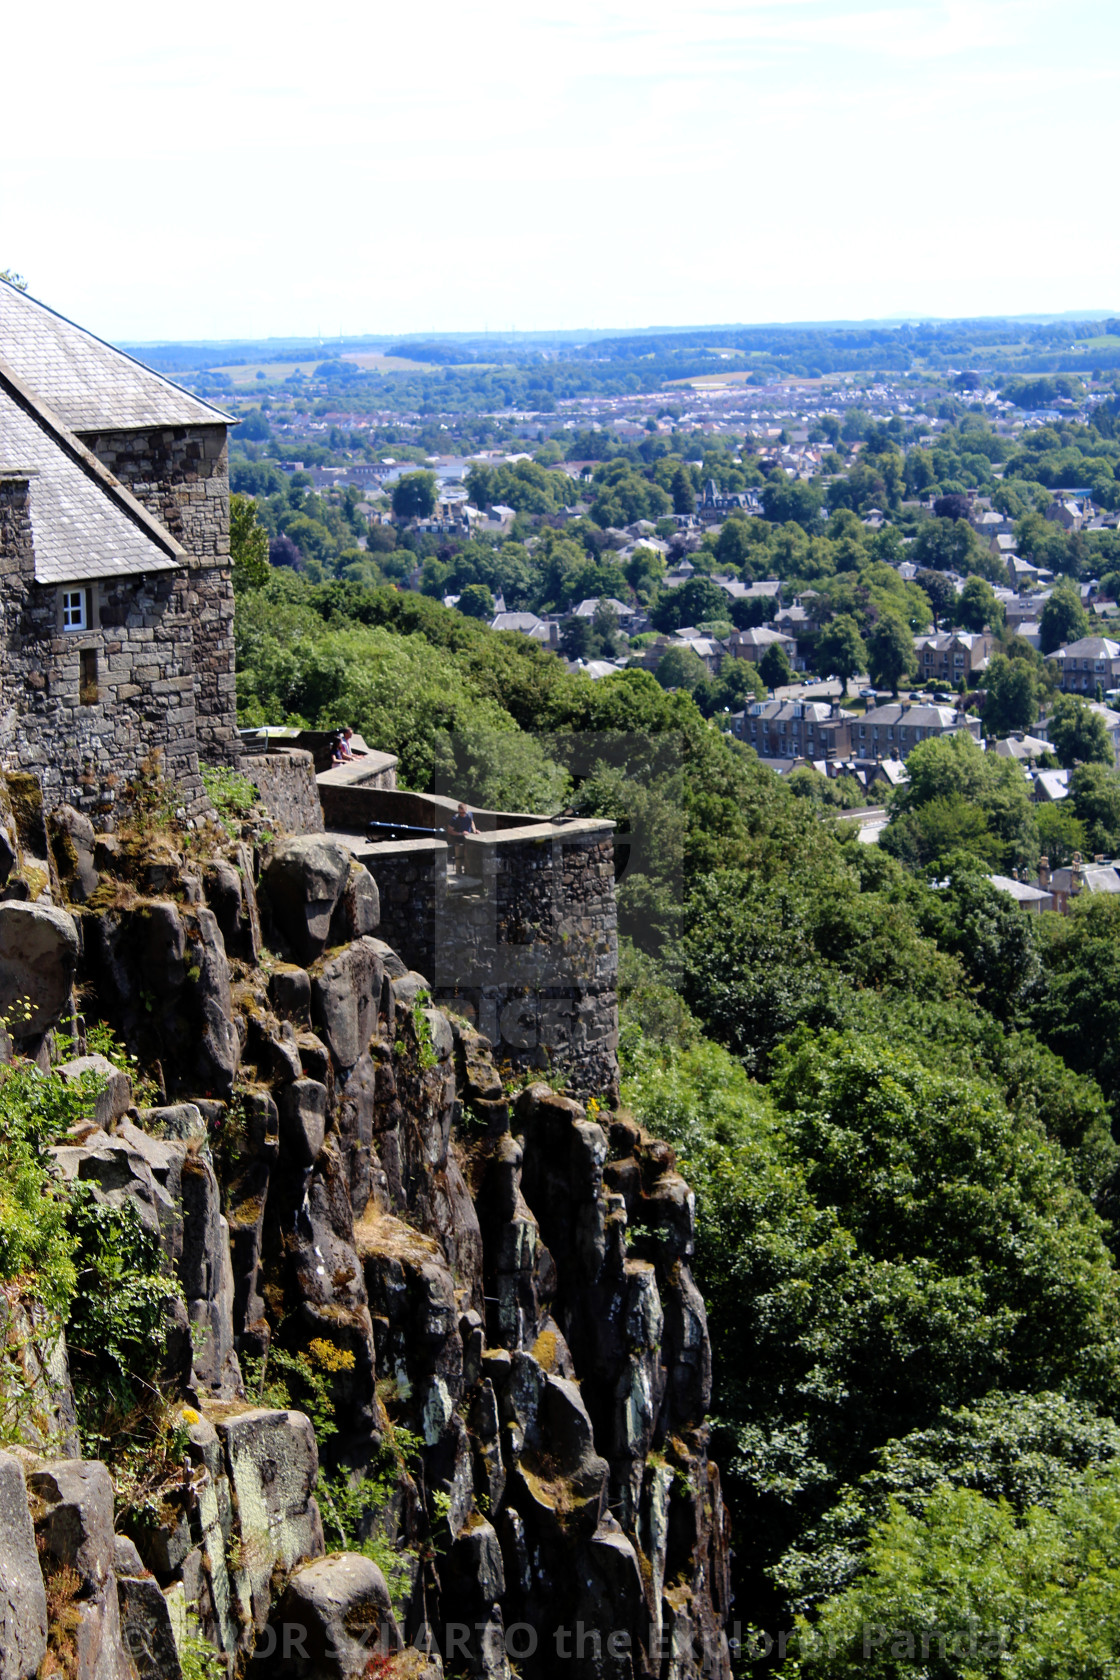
[343,817,618,1099]
[245,750,324,836]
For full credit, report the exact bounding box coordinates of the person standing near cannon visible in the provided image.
[447,802,478,875]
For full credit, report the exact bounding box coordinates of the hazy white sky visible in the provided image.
[3,0,1117,341]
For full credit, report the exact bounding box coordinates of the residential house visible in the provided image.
[1046,498,1086,533]
[1049,637,1120,695]
[491,611,560,648]
[987,874,1054,914]
[1033,769,1070,802]
[730,699,852,760]
[636,634,722,678]
[853,702,981,760]
[992,732,1050,763]
[724,626,800,669]
[1037,854,1120,914]
[570,596,636,625]
[913,630,993,685]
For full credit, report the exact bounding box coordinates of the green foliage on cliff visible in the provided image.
[0,1057,180,1456]
[786,1471,1120,1678]
[0,1063,84,1316]
[622,1023,1120,1640]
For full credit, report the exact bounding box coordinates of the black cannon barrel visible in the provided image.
[365,819,451,839]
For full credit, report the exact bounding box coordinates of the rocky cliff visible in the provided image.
[0,780,730,1680]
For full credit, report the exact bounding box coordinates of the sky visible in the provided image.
[3,0,1118,342]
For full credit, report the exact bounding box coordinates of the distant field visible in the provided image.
[210,351,437,384]
[668,370,832,388]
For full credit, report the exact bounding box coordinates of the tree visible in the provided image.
[560,616,593,660]
[911,517,1003,582]
[758,641,793,691]
[591,600,622,659]
[625,1026,1120,1631]
[1036,896,1120,1114]
[391,470,438,521]
[1039,581,1090,655]
[0,269,27,292]
[867,615,917,697]
[670,464,695,515]
[814,615,867,695]
[654,644,708,693]
[457,583,494,620]
[650,577,729,634]
[269,533,302,571]
[1036,802,1089,867]
[957,576,1002,633]
[716,515,764,574]
[1069,762,1120,853]
[762,475,824,530]
[981,654,1039,735]
[789,1474,1120,1679]
[1047,693,1114,767]
[917,570,956,630]
[229,493,271,592]
[780,1389,1120,1620]
[695,658,765,718]
[884,731,1037,871]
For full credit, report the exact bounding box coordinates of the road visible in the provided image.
[849,805,888,844]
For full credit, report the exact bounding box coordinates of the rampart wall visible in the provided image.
[329,782,619,1097]
[244,749,324,836]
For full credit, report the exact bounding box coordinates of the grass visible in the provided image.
[211,351,444,385]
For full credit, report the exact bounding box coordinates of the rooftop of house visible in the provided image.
[1049,863,1120,894]
[491,611,547,634]
[739,699,839,722]
[1055,636,1120,659]
[992,732,1050,760]
[988,874,1053,905]
[861,701,971,728]
[0,280,229,433]
[570,596,633,619]
[729,626,796,648]
[1034,769,1070,801]
[0,364,184,584]
[914,630,989,650]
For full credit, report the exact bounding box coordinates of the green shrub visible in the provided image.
[200,763,259,837]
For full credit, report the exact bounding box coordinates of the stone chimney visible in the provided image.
[1072,852,1082,895]
[0,469,38,583]
[1038,855,1050,889]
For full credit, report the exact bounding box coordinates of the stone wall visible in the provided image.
[319,780,533,836]
[79,424,241,764]
[358,819,619,1099]
[245,750,324,836]
[0,474,205,816]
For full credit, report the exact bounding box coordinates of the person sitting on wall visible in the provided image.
[447,802,478,875]
[331,727,355,765]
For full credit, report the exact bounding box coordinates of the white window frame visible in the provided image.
[61,588,87,632]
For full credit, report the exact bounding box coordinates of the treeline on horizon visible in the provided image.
[143,313,1120,404]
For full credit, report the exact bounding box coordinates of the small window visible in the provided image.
[79,648,99,706]
[62,589,87,631]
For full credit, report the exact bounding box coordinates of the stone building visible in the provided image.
[0,281,239,812]
[730,697,852,760]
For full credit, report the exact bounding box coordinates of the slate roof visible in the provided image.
[0,362,183,584]
[1056,636,1120,660]
[0,280,229,432]
[988,874,1053,905]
